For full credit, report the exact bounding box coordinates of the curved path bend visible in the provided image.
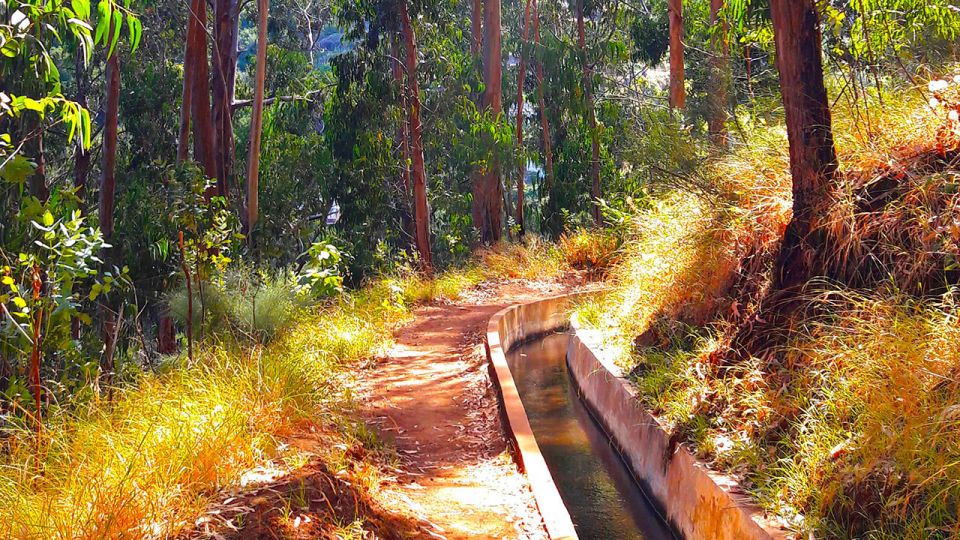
[359,280,573,540]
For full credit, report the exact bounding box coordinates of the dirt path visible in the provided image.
[359,280,569,539]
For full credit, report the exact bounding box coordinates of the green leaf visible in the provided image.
[94,1,110,45]
[1,39,20,58]
[74,0,91,20]
[0,154,36,185]
[109,12,121,57]
[127,14,141,52]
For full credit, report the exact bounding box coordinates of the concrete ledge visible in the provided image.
[486,295,580,540]
[567,318,786,540]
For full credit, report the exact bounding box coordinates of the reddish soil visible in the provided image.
[358,279,569,539]
[185,278,571,539]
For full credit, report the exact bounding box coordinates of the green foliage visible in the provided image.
[629,0,668,65]
[298,241,345,297]
[0,199,129,405]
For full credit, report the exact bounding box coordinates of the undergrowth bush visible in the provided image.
[168,269,310,343]
[0,298,393,539]
[558,228,622,277]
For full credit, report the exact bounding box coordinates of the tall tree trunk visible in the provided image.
[769,0,838,290]
[212,0,239,198]
[246,0,269,239]
[668,0,685,109]
[99,39,121,390]
[471,0,482,56]
[99,48,120,240]
[400,1,434,272]
[178,2,197,163]
[186,0,218,186]
[576,0,602,225]
[514,0,534,238]
[533,0,555,235]
[474,0,503,244]
[708,0,729,146]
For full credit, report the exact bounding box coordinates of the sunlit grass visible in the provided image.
[0,306,371,539]
[583,76,960,536]
[0,244,569,539]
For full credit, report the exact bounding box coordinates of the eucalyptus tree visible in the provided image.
[667,0,684,109]
[474,0,504,244]
[246,0,270,237]
[768,0,837,289]
[333,0,433,269]
[707,0,729,145]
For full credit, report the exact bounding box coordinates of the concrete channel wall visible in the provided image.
[486,294,581,540]
[487,295,784,540]
[567,317,786,540]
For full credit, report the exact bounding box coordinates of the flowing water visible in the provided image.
[507,332,675,540]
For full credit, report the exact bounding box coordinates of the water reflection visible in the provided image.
[507,333,674,540]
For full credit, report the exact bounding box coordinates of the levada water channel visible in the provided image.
[506,332,676,540]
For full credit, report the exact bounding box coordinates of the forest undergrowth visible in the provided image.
[579,74,960,538]
[0,242,566,539]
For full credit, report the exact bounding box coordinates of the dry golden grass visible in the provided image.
[584,73,960,537]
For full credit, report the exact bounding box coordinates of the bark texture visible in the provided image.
[399,2,434,271]
[212,0,239,197]
[471,0,482,56]
[188,0,218,184]
[769,0,838,289]
[474,0,504,244]
[246,0,269,236]
[99,46,121,240]
[668,0,685,109]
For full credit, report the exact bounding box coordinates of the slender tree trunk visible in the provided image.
[769,0,838,289]
[514,0,534,237]
[576,0,602,225]
[246,0,269,238]
[99,39,122,388]
[212,0,239,198]
[471,0,482,56]
[400,1,433,272]
[100,48,120,240]
[474,0,503,244]
[708,0,729,146]
[188,0,219,186]
[533,0,555,234]
[178,2,197,163]
[668,0,685,109]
